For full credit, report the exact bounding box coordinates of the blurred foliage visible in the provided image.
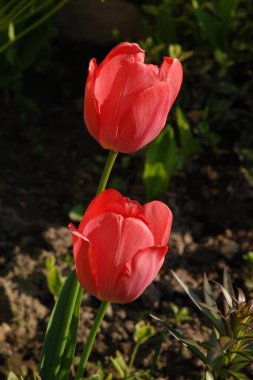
[143,106,217,199]
[45,255,65,300]
[170,304,192,325]
[136,0,253,198]
[243,251,253,292]
[0,0,68,54]
[86,321,163,380]
[0,0,68,121]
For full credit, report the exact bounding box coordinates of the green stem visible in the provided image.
[75,301,110,380]
[73,150,118,379]
[96,150,118,195]
[129,342,140,370]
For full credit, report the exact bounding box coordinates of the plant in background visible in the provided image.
[85,321,160,380]
[154,268,253,380]
[45,255,65,300]
[0,0,68,121]
[143,106,200,200]
[243,251,253,292]
[170,304,192,325]
[0,0,68,54]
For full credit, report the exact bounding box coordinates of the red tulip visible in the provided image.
[84,42,183,153]
[69,189,173,304]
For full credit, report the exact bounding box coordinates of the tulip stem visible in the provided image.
[96,150,118,195]
[74,301,110,380]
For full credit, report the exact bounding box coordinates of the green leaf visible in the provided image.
[143,125,178,200]
[176,106,200,162]
[204,274,218,311]
[134,321,155,345]
[7,373,19,380]
[39,271,82,380]
[57,284,83,380]
[69,203,85,222]
[211,336,237,360]
[8,22,15,42]
[192,0,221,49]
[110,351,128,378]
[45,256,64,299]
[219,0,240,40]
[171,271,226,335]
[205,371,215,380]
[168,327,210,365]
[227,370,250,380]
[223,266,236,306]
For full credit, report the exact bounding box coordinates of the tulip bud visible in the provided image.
[69,189,173,304]
[84,42,183,153]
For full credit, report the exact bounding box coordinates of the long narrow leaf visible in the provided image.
[171,271,225,335]
[57,284,83,380]
[39,271,82,380]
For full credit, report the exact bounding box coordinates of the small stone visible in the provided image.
[218,236,240,259]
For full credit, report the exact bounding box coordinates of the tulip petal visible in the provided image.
[83,212,123,300]
[96,61,160,150]
[94,43,145,110]
[141,201,173,245]
[68,223,97,296]
[159,57,183,105]
[78,189,126,233]
[79,189,146,233]
[103,42,145,64]
[112,245,168,304]
[116,81,171,153]
[84,59,100,141]
[83,212,154,301]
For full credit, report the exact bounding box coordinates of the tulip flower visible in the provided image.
[69,189,172,304]
[84,42,183,153]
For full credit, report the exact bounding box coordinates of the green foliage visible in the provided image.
[6,371,40,380]
[45,255,65,300]
[39,271,83,380]
[69,204,85,223]
[143,107,200,199]
[7,373,20,380]
[243,251,253,269]
[170,304,192,325]
[0,0,68,54]
[161,268,253,379]
[89,321,158,379]
[243,251,253,291]
[134,321,155,345]
[140,0,253,190]
[0,0,68,123]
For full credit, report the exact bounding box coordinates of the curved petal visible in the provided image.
[97,61,159,150]
[94,43,145,110]
[78,189,126,233]
[112,245,168,304]
[79,189,147,233]
[102,42,145,64]
[84,58,100,141]
[116,81,171,153]
[83,212,154,301]
[159,57,183,106]
[68,223,97,296]
[141,201,173,245]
